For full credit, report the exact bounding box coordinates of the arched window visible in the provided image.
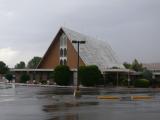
[60,59,63,65]
[64,48,67,57]
[60,48,63,57]
[64,59,67,65]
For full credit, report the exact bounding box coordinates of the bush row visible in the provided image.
[6,65,160,88]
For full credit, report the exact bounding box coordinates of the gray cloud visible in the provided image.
[0,0,160,67]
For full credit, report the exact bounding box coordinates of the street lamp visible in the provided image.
[128,70,130,88]
[72,40,86,97]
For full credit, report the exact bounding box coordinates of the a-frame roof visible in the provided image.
[38,27,124,71]
[62,27,124,71]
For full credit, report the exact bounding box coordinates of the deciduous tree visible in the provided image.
[27,56,42,68]
[0,61,9,74]
[15,61,26,69]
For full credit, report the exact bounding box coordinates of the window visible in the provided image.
[60,59,63,65]
[64,48,67,57]
[60,48,67,57]
[60,33,67,65]
[60,48,63,57]
[60,36,63,46]
[60,59,67,65]
[64,59,67,65]
[60,33,67,47]
[63,35,67,46]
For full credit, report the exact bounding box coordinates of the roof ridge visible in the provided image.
[61,26,106,42]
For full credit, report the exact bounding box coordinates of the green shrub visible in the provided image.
[122,79,128,86]
[54,65,71,85]
[134,79,150,88]
[39,80,47,84]
[142,69,153,81]
[79,65,102,86]
[20,73,30,83]
[151,79,160,87]
[5,73,13,81]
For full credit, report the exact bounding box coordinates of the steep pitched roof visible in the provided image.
[61,27,124,71]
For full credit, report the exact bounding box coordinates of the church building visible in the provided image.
[12,27,128,84]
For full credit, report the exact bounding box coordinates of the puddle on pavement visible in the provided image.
[43,101,99,112]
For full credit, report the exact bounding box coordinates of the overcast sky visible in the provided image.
[0,0,160,67]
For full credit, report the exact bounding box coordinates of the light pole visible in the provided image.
[152,74,155,87]
[72,40,85,97]
[128,70,130,88]
[116,72,119,87]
